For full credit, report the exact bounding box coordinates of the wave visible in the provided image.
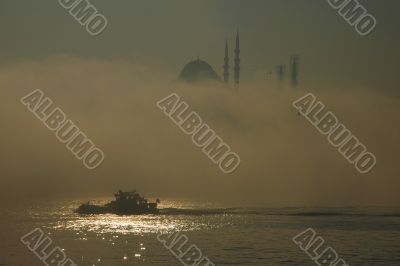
[157,208,400,217]
[159,208,230,216]
[288,212,354,217]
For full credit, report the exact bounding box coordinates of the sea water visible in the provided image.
[1,199,400,265]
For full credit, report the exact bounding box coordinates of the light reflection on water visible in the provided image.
[57,214,217,235]
[27,199,234,265]
[47,198,230,235]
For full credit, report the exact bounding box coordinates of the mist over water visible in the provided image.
[0,56,399,207]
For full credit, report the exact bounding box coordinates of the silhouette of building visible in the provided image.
[177,31,242,87]
[223,41,229,83]
[234,31,241,88]
[179,58,221,83]
[276,64,285,81]
[276,64,286,88]
[290,55,299,87]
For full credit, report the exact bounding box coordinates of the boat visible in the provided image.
[76,190,160,215]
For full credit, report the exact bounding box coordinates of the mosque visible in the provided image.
[178,31,241,88]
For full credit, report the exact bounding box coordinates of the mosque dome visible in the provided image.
[179,58,221,83]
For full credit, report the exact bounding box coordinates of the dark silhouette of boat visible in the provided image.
[76,190,160,215]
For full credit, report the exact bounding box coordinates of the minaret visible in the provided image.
[290,55,299,88]
[276,64,285,88]
[234,30,240,88]
[223,41,229,83]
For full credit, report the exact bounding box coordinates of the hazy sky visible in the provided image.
[1,0,399,92]
[0,0,399,206]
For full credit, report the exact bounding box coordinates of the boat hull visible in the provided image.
[75,204,159,215]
